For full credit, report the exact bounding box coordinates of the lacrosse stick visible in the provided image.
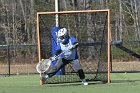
[36,43,78,73]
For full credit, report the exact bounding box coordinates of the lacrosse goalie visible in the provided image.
[43,27,88,85]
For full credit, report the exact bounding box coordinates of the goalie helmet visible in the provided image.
[57,28,69,44]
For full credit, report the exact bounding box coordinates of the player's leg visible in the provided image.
[44,58,64,78]
[71,59,88,85]
[44,58,70,79]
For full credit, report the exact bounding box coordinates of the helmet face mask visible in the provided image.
[59,36,65,40]
[57,28,69,43]
[59,36,65,43]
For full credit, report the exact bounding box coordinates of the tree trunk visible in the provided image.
[119,0,123,40]
[30,0,36,44]
[134,0,140,40]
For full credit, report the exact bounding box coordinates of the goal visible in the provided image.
[36,10,111,85]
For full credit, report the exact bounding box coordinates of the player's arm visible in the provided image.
[71,36,79,49]
[69,37,79,50]
[55,49,62,56]
[55,43,62,55]
[50,43,62,61]
[73,42,79,48]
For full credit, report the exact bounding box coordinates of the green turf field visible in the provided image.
[0,73,140,93]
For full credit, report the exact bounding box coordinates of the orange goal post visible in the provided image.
[36,9,111,85]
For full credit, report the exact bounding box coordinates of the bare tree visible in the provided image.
[134,0,140,40]
[119,0,123,40]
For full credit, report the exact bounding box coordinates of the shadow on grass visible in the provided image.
[45,81,105,87]
[111,79,140,84]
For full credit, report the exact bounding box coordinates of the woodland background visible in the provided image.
[0,0,140,69]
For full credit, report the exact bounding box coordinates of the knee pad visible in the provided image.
[78,69,85,79]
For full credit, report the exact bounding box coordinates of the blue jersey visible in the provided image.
[56,36,78,60]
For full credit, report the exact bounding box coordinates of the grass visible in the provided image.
[0,73,140,93]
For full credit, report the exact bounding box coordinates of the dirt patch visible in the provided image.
[0,64,37,74]
[112,61,140,71]
[1,61,140,74]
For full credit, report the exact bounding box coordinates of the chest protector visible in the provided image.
[60,40,77,60]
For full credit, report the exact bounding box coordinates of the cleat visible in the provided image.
[45,75,49,79]
[81,79,88,86]
[82,81,88,86]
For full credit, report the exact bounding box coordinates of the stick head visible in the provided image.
[36,59,52,73]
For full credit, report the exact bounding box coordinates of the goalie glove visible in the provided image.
[68,45,74,50]
[50,56,56,61]
[68,43,78,50]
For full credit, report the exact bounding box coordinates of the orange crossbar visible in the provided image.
[37,9,110,15]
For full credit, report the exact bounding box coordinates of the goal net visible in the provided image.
[37,10,110,84]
